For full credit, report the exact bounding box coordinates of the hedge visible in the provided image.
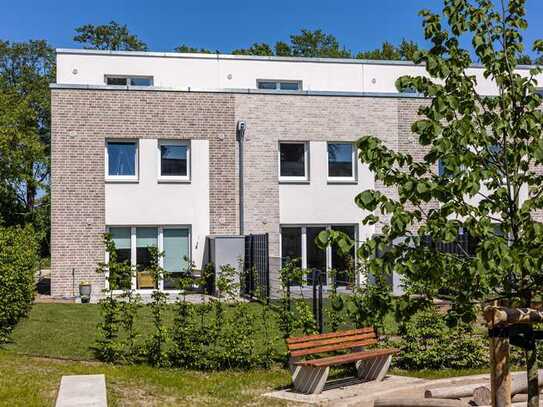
[0,225,38,343]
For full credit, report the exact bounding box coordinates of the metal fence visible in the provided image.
[422,233,478,257]
[243,233,270,302]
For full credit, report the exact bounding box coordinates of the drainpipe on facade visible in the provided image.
[236,121,247,236]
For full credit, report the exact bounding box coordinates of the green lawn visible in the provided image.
[0,351,292,406]
[1,303,489,406]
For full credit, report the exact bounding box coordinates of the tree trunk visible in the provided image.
[490,331,512,407]
[526,325,539,407]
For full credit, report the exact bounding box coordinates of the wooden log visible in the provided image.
[374,398,464,407]
[473,372,543,406]
[484,306,543,326]
[424,382,489,399]
[489,331,512,407]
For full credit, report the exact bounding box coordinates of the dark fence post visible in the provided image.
[318,271,324,333]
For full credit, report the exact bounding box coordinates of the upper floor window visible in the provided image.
[279,142,308,182]
[105,76,153,86]
[158,140,190,182]
[328,142,356,182]
[257,80,302,91]
[106,140,138,182]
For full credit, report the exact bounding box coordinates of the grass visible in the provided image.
[0,351,291,406]
[1,303,490,406]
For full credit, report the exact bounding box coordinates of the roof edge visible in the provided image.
[54,48,538,70]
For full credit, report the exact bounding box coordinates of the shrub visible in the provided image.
[396,307,487,370]
[0,225,38,343]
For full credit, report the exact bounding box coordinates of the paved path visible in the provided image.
[56,374,107,407]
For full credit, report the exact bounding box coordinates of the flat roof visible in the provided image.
[55,48,538,70]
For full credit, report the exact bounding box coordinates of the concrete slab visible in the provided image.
[55,374,107,407]
[264,375,427,406]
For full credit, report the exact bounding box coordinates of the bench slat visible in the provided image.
[287,332,376,351]
[296,348,399,368]
[287,327,374,345]
[290,338,378,358]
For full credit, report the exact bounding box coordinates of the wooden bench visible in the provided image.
[287,327,399,394]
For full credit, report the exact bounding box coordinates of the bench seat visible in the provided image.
[295,347,399,367]
[287,326,398,395]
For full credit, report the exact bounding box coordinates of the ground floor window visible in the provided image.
[108,225,191,291]
[280,224,356,286]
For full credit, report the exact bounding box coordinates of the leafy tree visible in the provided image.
[232,42,273,56]
[274,41,292,56]
[356,39,421,61]
[0,40,53,255]
[74,21,147,51]
[289,29,351,58]
[174,44,215,54]
[320,0,543,404]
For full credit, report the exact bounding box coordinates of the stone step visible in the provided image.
[56,374,107,407]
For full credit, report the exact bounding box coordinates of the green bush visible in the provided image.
[0,226,38,343]
[396,307,487,370]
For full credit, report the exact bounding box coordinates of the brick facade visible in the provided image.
[51,88,428,298]
[51,89,237,298]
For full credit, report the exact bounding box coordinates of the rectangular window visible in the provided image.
[136,227,158,289]
[331,225,355,286]
[158,140,189,181]
[306,226,327,285]
[280,224,357,287]
[279,142,308,181]
[281,227,302,267]
[328,142,356,181]
[106,140,138,181]
[163,228,190,290]
[110,227,132,265]
[257,80,302,91]
[105,76,153,86]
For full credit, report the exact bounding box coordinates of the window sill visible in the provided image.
[157,177,191,184]
[279,179,310,184]
[105,177,139,184]
[327,179,358,185]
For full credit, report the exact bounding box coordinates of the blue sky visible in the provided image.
[2,0,543,56]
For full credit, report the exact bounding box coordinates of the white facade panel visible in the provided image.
[105,139,210,268]
[279,141,375,239]
[56,49,543,95]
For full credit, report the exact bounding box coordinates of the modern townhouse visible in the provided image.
[50,49,543,301]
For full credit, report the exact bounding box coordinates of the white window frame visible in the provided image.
[157,140,191,183]
[105,139,139,183]
[278,141,310,183]
[104,75,154,87]
[105,225,192,293]
[257,79,302,91]
[279,224,359,287]
[327,142,357,183]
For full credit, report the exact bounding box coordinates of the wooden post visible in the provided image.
[489,309,512,407]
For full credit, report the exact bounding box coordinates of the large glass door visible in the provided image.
[306,226,327,285]
[163,228,190,290]
[331,225,356,286]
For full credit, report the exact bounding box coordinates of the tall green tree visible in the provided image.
[174,44,215,54]
[232,42,273,56]
[356,39,421,61]
[321,0,543,404]
[74,21,147,51]
[0,40,54,255]
[289,29,351,58]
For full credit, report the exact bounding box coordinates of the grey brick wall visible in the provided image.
[234,94,401,290]
[50,89,237,298]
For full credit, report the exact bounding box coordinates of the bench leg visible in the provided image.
[288,356,300,375]
[292,366,330,394]
[356,354,392,382]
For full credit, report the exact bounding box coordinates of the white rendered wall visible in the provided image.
[105,139,210,268]
[279,141,375,239]
[56,50,542,95]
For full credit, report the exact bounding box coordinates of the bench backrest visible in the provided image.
[286,327,378,358]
